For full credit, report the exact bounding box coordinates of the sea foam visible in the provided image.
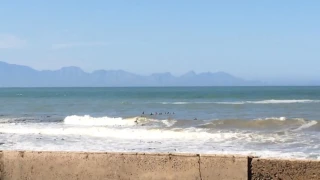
[292,120,318,132]
[64,115,137,126]
[161,99,320,105]
[218,99,320,105]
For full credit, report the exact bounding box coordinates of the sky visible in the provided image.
[0,0,319,83]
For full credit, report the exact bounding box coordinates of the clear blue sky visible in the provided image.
[0,0,319,82]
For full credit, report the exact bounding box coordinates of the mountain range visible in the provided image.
[0,61,261,87]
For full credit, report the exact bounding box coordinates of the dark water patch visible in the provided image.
[0,115,64,124]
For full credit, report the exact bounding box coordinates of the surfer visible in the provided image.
[150,113,153,115]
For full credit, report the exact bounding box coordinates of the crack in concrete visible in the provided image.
[247,156,253,180]
[198,154,202,180]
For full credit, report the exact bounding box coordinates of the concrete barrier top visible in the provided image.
[0,150,319,180]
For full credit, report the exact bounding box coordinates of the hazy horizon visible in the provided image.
[1,1,319,84]
[1,60,320,86]
[0,61,242,76]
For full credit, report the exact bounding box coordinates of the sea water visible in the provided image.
[0,87,319,159]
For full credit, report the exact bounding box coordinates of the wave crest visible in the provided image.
[200,117,318,131]
[218,99,320,105]
[63,115,176,127]
[161,99,320,105]
[64,115,137,126]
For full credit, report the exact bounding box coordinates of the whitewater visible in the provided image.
[0,87,319,160]
[0,114,319,160]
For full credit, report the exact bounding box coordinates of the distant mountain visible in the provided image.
[0,61,260,87]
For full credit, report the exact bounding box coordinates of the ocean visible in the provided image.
[0,87,319,159]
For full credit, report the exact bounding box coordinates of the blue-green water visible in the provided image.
[1,86,320,119]
[0,87,319,159]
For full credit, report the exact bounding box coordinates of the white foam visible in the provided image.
[0,123,319,160]
[161,120,177,127]
[161,102,214,105]
[162,100,320,105]
[264,117,287,121]
[172,102,189,105]
[64,115,137,126]
[251,99,318,104]
[292,120,318,132]
[215,101,245,105]
[161,102,190,105]
[0,125,237,140]
[0,118,11,123]
[0,123,296,144]
[217,99,320,105]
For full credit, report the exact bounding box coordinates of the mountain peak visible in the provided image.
[59,66,84,72]
[0,61,8,65]
[181,71,196,77]
[151,72,173,77]
[0,61,257,87]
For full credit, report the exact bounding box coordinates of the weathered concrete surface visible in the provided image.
[251,158,320,180]
[200,154,248,180]
[1,151,200,180]
[1,151,320,180]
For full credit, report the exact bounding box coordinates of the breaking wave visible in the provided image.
[0,125,285,142]
[244,99,320,104]
[1,115,318,132]
[62,115,319,132]
[64,115,142,126]
[199,117,318,131]
[63,115,175,127]
[292,120,318,132]
[160,99,320,105]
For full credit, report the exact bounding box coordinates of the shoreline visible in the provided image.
[0,151,319,180]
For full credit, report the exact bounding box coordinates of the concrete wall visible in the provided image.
[0,151,247,180]
[200,154,247,180]
[0,151,319,180]
[251,158,320,180]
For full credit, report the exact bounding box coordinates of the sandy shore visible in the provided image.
[0,151,319,180]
